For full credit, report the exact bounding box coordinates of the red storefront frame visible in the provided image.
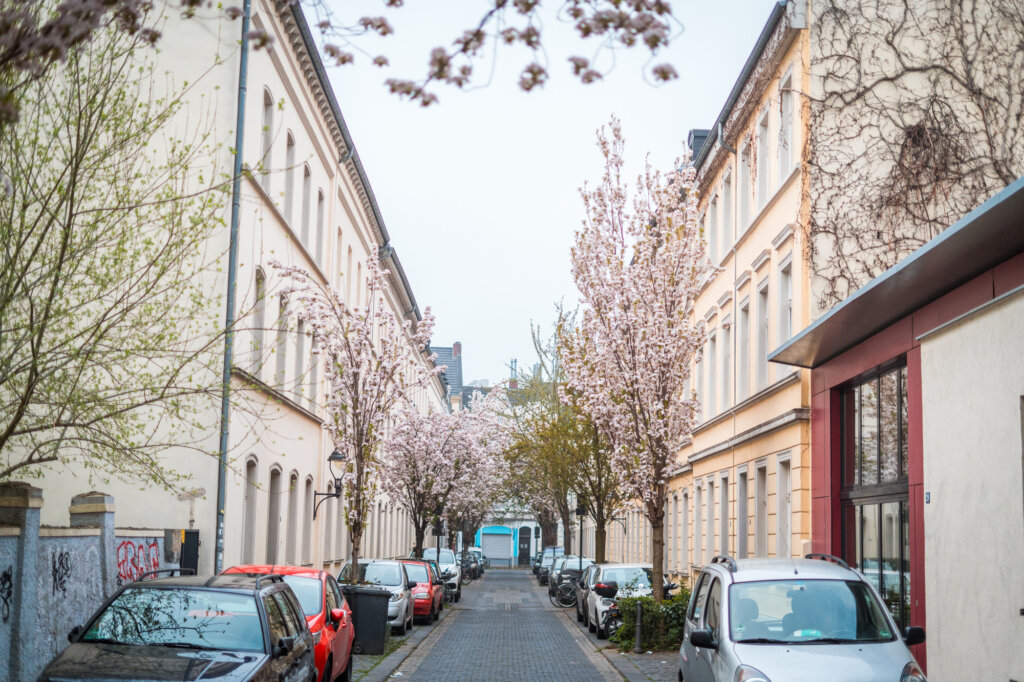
[807,254,1024,673]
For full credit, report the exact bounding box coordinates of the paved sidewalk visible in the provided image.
[561,604,677,682]
[389,570,621,681]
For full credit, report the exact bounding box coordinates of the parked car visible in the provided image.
[422,547,462,602]
[575,564,600,624]
[39,570,316,682]
[537,546,564,585]
[338,559,415,635]
[583,563,668,639]
[548,555,593,597]
[532,552,543,575]
[223,565,354,682]
[678,554,927,682]
[398,558,444,623]
[467,546,487,572]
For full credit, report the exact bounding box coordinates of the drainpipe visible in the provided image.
[215,0,252,574]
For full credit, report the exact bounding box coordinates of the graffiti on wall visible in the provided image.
[51,551,71,596]
[116,540,159,587]
[1,565,12,622]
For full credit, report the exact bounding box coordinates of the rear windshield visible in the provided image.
[403,563,429,583]
[599,567,653,588]
[83,587,264,652]
[423,548,455,564]
[282,576,322,617]
[341,562,402,586]
[729,579,896,644]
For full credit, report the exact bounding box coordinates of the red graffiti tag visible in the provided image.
[117,540,159,585]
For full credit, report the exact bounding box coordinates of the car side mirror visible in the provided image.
[67,625,83,643]
[407,580,416,590]
[903,626,926,646]
[689,629,717,650]
[273,636,295,657]
[330,608,346,627]
[666,582,678,590]
[594,581,618,599]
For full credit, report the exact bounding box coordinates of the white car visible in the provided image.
[585,563,657,639]
[339,558,416,635]
[423,547,462,602]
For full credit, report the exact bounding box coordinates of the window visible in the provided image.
[722,323,732,409]
[705,579,722,639]
[260,90,273,192]
[275,294,288,386]
[706,479,715,561]
[757,282,769,389]
[315,190,325,265]
[689,572,711,623]
[719,474,729,556]
[840,365,911,627]
[709,196,718,264]
[755,462,767,557]
[739,144,751,230]
[672,496,679,570]
[263,594,289,643]
[779,262,793,345]
[737,469,749,558]
[757,110,770,207]
[738,300,750,400]
[242,459,258,564]
[284,134,296,224]
[696,353,705,420]
[302,478,313,563]
[286,472,298,564]
[346,247,353,304]
[295,319,305,397]
[722,170,733,246]
[336,228,344,291]
[681,490,689,568]
[253,268,266,373]
[779,73,794,179]
[694,483,703,565]
[301,166,312,247]
[777,456,791,557]
[309,330,318,406]
[708,332,718,416]
[267,468,282,564]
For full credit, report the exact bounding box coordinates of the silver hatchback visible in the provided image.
[678,555,927,682]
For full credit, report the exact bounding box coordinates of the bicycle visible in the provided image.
[550,580,577,608]
[443,582,456,604]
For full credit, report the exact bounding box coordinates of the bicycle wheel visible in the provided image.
[444,585,455,604]
[555,583,577,608]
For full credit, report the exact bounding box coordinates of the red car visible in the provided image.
[224,565,354,682]
[399,558,443,623]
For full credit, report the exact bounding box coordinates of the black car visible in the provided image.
[39,570,316,681]
[531,552,543,575]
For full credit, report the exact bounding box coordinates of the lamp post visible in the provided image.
[312,449,346,519]
[575,503,586,572]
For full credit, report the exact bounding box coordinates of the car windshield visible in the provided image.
[422,548,456,565]
[729,580,896,644]
[281,576,322,617]
[344,563,402,586]
[82,587,264,652]
[561,558,593,570]
[403,563,429,583]
[599,567,653,588]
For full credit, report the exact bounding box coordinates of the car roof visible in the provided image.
[711,557,863,583]
[132,573,286,592]
[223,565,325,580]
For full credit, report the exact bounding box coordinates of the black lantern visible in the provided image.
[312,449,346,519]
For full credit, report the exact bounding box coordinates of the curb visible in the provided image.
[600,647,654,682]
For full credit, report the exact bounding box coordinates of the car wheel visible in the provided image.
[455,587,461,603]
[395,618,407,636]
[576,605,583,622]
[588,609,597,633]
[583,607,589,628]
[321,656,332,682]
[597,620,608,640]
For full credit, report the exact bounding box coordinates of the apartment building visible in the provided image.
[27,0,447,574]
[603,1,810,581]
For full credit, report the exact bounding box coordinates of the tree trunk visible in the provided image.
[413,521,428,558]
[349,530,361,585]
[560,508,572,552]
[541,521,557,547]
[594,524,607,564]
[651,517,664,601]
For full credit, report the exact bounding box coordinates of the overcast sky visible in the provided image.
[324,0,777,385]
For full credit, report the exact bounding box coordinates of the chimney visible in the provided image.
[453,341,461,357]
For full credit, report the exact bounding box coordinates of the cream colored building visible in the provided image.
[27,0,447,574]
[604,0,812,583]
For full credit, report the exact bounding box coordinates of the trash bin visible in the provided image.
[340,585,391,655]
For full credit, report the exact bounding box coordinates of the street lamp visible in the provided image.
[575,503,586,572]
[312,449,346,519]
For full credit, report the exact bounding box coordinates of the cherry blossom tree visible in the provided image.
[381,389,508,558]
[561,118,713,600]
[271,257,439,582]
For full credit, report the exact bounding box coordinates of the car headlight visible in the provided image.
[900,662,927,682]
[734,665,771,682]
[390,592,402,602]
[414,593,431,600]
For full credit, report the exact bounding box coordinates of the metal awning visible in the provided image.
[770,176,1024,369]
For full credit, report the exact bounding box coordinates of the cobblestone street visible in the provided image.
[389,570,620,682]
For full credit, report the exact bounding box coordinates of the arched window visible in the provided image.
[315,190,325,265]
[242,458,258,563]
[301,165,312,247]
[303,477,314,564]
[345,247,353,304]
[286,472,299,563]
[267,467,283,564]
[260,90,273,192]
[284,133,296,224]
[275,294,288,386]
[253,268,266,374]
[295,318,305,397]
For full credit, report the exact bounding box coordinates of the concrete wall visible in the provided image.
[920,289,1024,682]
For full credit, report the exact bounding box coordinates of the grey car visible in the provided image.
[678,554,927,682]
[339,559,416,635]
